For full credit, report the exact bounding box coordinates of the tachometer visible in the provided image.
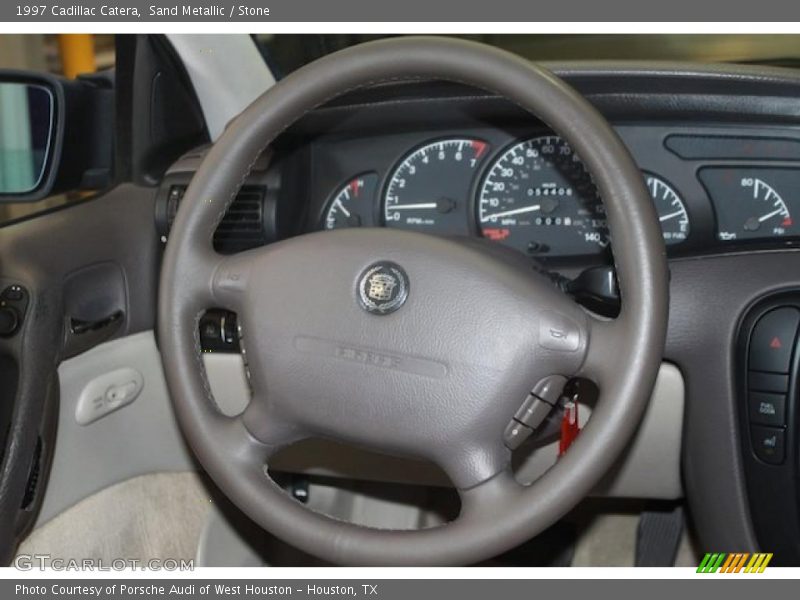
[477,136,607,256]
[645,173,689,245]
[384,138,489,235]
[323,173,379,230]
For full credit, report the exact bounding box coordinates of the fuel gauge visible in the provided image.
[645,173,689,245]
[699,168,799,241]
[323,173,379,230]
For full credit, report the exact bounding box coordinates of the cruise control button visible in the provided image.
[514,395,553,430]
[504,420,533,450]
[748,392,786,427]
[531,375,567,405]
[751,425,785,465]
[749,307,800,373]
[748,371,789,394]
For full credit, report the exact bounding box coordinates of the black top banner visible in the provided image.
[2,0,799,22]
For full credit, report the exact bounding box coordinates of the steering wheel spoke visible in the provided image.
[458,467,523,522]
[578,314,623,387]
[240,394,307,454]
[427,434,517,492]
[205,251,256,312]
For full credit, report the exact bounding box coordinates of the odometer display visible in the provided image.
[477,136,608,256]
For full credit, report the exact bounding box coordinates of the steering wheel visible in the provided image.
[158,37,668,566]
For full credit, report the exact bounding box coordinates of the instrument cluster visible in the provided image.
[312,127,800,259]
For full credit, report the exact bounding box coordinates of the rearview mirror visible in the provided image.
[0,82,54,195]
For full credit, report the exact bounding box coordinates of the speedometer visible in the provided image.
[384,138,489,235]
[477,136,607,256]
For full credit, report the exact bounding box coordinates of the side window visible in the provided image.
[0,34,114,225]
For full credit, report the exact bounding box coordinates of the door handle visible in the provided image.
[64,310,125,358]
[70,310,124,335]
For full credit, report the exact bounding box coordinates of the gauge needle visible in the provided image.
[759,208,785,222]
[388,203,438,211]
[659,209,684,222]
[481,204,541,222]
[335,199,351,218]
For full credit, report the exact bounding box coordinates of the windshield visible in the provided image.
[254,34,800,78]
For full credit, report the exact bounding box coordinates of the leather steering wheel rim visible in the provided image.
[158,36,669,566]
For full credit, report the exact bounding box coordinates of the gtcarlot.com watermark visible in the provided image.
[14,554,194,571]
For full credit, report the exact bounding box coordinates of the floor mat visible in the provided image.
[571,509,700,567]
[17,472,211,565]
[18,472,701,568]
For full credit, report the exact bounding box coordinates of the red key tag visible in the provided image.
[558,400,580,456]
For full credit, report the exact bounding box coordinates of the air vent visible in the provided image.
[213,188,267,253]
[163,185,269,254]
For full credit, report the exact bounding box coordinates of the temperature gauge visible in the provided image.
[323,173,379,230]
[700,168,799,241]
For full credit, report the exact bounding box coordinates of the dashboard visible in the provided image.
[308,124,800,262]
[158,76,800,269]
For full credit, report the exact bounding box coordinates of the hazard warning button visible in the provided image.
[749,307,800,373]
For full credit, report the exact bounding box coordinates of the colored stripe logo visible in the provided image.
[697,553,773,573]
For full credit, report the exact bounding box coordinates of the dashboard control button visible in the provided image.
[749,307,800,373]
[105,380,139,406]
[0,306,20,337]
[199,310,240,353]
[748,371,789,394]
[748,392,786,427]
[504,419,533,450]
[1,285,25,302]
[751,425,786,465]
[75,367,144,425]
[0,285,28,338]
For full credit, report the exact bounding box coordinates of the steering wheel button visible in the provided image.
[531,375,568,405]
[514,395,553,430]
[538,311,581,352]
[504,420,534,450]
[749,307,800,373]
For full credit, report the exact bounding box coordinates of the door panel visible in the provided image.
[0,183,159,561]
